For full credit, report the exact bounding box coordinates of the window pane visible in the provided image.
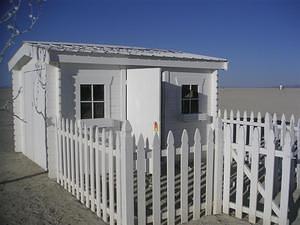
[81,103,92,119]
[80,85,91,101]
[182,100,190,114]
[93,85,104,101]
[182,85,190,99]
[191,99,199,113]
[94,102,104,118]
[191,85,198,98]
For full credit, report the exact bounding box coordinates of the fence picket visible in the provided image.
[70,120,75,195]
[62,118,67,189]
[193,129,202,219]
[224,109,227,120]
[75,122,80,199]
[223,124,231,214]
[78,122,84,203]
[57,117,62,185]
[206,127,214,215]
[66,119,71,192]
[84,124,89,207]
[213,118,223,214]
[257,112,262,140]
[236,126,245,219]
[95,127,101,217]
[90,127,95,212]
[230,110,234,145]
[279,131,292,225]
[120,121,134,225]
[181,130,189,222]
[115,132,122,225]
[137,134,146,225]
[101,128,107,222]
[297,119,300,189]
[263,129,275,225]
[108,131,114,225]
[249,128,259,223]
[167,131,175,225]
[280,114,286,147]
[152,133,161,225]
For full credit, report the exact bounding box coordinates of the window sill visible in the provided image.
[80,118,122,129]
[181,113,212,122]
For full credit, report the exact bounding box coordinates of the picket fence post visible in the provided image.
[206,127,214,215]
[167,131,175,224]
[213,117,223,214]
[120,121,134,225]
[223,124,231,215]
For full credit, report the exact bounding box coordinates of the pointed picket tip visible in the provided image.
[264,112,272,129]
[181,129,189,144]
[273,113,277,124]
[167,131,174,146]
[122,120,132,133]
[194,128,201,141]
[70,119,74,132]
[250,111,254,122]
[137,134,145,149]
[290,114,295,124]
[95,126,99,137]
[281,113,286,122]
[224,109,228,120]
[236,110,241,120]
[61,117,65,129]
[66,118,70,131]
[153,132,160,149]
[101,127,106,137]
[257,112,262,121]
[109,130,113,144]
[265,112,270,122]
[218,109,221,117]
[243,111,247,121]
[230,110,234,119]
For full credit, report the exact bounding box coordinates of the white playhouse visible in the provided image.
[9,41,228,175]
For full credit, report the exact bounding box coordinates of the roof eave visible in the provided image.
[56,53,228,70]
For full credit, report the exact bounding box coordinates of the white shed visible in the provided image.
[9,41,228,177]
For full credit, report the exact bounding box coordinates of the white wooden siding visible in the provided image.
[59,64,122,122]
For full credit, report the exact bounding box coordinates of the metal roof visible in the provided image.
[24,41,227,62]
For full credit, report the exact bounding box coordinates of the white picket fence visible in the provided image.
[55,110,300,225]
[221,110,300,225]
[55,117,216,225]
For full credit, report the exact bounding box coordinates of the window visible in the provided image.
[80,84,104,119]
[181,85,199,114]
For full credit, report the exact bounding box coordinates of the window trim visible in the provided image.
[75,70,113,120]
[80,84,105,119]
[181,84,200,114]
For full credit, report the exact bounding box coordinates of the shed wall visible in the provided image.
[161,69,216,147]
[59,64,122,122]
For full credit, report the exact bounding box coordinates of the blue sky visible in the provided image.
[0,0,299,87]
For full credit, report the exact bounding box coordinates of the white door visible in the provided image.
[127,68,161,143]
